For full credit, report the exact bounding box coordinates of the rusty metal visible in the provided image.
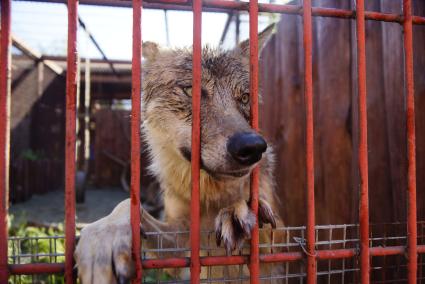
[4,0,425,282]
[7,242,425,272]
[9,264,65,275]
[0,0,11,282]
[302,0,316,283]
[17,0,425,26]
[131,0,143,282]
[249,0,259,282]
[402,0,417,283]
[78,16,119,76]
[65,0,78,282]
[190,0,202,280]
[355,0,370,283]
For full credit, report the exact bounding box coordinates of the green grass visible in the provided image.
[8,214,66,284]
[7,215,172,283]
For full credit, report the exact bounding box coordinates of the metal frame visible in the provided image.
[1,0,425,283]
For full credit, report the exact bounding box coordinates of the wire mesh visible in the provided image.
[7,222,425,283]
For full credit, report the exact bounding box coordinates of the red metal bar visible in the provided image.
[413,16,425,25]
[370,246,405,257]
[201,256,246,266]
[131,0,142,282]
[29,0,425,25]
[260,252,304,262]
[403,0,417,283]
[190,0,202,280]
[302,0,316,283]
[9,264,65,275]
[355,0,370,283]
[7,244,425,274]
[249,0,259,282]
[143,258,190,269]
[65,0,78,282]
[0,0,11,282]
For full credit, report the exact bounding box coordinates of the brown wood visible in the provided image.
[260,0,425,226]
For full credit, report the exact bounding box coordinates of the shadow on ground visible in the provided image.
[9,187,129,227]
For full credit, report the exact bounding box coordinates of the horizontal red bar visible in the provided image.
[260,252,303,263]
[201,256,246,266]
[9,263,65,275]
[25,0,425,25]
[143,257,190,269]
[9,245,425,274]
[370,246,405,257]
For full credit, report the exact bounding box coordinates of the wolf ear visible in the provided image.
[142,41,160,62]
[237,23,276,58]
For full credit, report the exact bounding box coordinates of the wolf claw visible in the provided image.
[258,198,277,228]
[215,200,256,254]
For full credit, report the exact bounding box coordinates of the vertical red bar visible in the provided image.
[0,0,11,282]
[131,0,142,282]
[403,0,417,283]
[302,0,316,283]
[248,0,259,282]
[355,0,370,283]
[65,0,78,282]
[190,0,202,281]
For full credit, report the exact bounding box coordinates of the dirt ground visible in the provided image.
[9,187,129,227]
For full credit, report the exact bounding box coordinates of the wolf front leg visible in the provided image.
[75,199,179,284]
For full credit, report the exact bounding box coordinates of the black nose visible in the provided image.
[227,132,267,165]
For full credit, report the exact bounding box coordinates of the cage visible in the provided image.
[1,0,425,283]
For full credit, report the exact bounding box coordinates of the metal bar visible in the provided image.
[77,16,119,76]
[83,57,90,171]
[0,0,11,282]
[9,264,65,275]
[402,0,417,283]
[248,0,260,282]
[219,12,234,45]
[65,0,78,282]
[131,0,142,282]
[190,0,202,280]
[11,244,425,274]
[12,35,63,74]
[17,0,425,25]
[302,0,316,283]
[355,0,370,283]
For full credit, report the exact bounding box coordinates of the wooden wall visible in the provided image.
[260,0,425,226]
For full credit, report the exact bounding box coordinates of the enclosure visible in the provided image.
[1,0,425,283]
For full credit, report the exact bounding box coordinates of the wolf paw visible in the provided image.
[215,200,256,254]
[75,199,139,284]
[258,198,277,229]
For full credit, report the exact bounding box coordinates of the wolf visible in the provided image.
[74,24,284,283]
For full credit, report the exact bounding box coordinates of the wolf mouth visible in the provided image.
[214,169,251,178]
[179,147,251,179]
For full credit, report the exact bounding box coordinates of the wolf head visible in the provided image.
[142,25,275,181]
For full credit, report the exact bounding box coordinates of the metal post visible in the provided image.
[131,0,143,282]
[0,0,11,282]
[402,0,417,283]
[355,0,370,283]
[65,0,78,282]
[302,0,316,283]
[249,0,260,282]
[190,0,202,280]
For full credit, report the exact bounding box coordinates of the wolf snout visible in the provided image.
[227,132,267,165]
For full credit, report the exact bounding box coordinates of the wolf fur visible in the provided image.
[74,24,284,283]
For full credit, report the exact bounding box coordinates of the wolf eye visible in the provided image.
[241,93,250,105]
[183,87,192,97]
